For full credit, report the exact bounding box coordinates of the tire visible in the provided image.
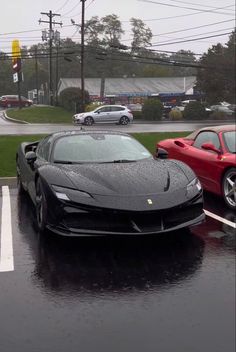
[83,116,94,126]
[119,116,129,125]
[222,168,236,210]
[25,103,29,107]
[16,163,25,194]
[7,103,11,108]
[35,178,48,232]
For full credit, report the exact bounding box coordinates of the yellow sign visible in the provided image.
[12,40,21,62]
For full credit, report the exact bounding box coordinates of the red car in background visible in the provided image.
[0,95,33,108]
[156,125,236,210]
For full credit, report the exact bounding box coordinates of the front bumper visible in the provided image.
[46,194,205,236]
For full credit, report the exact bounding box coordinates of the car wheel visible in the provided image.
[84,116,94,126]
[25,103,29,107]
[119,116,129,125]
[16,162,25,194]
[35,178,48,232]
[7,103,11,108]
[222,168,236,209]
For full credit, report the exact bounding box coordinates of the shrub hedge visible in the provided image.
[142,99,163,121]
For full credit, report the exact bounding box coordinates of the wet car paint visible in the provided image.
[0,188,235,352]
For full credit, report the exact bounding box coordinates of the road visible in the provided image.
[0,185,235,352]
[0,108,234,134]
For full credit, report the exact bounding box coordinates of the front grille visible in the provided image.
[62,198,203,234]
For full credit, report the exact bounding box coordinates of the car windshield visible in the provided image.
[52,134,152,163]
[223,131,236,153]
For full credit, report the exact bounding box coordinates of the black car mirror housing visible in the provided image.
[25,151,37,164]
[156,148,168,159]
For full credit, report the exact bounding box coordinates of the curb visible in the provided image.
[3,111,29,124]
[0,177,17,187]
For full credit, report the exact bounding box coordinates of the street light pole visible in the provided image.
[80,0,86,112]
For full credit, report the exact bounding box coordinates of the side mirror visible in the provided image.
[25,151,37,164]
[201,142,221,154]
[156,147,168,159]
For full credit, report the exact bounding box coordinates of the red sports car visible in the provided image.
[156,125,236,210]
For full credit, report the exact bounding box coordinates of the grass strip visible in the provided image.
[6,106,72,124]
[0,132,190,177]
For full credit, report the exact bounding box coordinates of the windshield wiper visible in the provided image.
[110,159,137,163]
[53,160,84,164]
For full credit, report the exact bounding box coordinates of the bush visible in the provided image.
[209,111,231,120]
[85,103,102,112]
[169,109,183,120]
[142,99,163,121]
[183,101,207,120]
[132,111,143,119]
[59,87,90,112]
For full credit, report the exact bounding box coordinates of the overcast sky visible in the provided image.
[0,0,235,56]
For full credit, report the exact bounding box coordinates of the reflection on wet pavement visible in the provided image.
[17,191,205,297]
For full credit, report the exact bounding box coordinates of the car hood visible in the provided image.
[56,159,191,196]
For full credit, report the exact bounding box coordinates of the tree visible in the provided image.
[101,14,124,47]
[84,16,105,46]
[168,50,197,77]
[59,87,90,112]
[196,30,235,104]
[0,53,15,95]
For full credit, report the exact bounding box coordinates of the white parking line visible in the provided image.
[204,209,236,229]
[0,186,14,272]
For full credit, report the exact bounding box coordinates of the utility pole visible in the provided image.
[39,11,62,106]
[80,0,86,112]
[35,46,39,104]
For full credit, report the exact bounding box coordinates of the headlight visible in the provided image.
[52,185,92,201]
[186,178,202,198]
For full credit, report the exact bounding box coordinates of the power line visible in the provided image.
[152,27,234,45]
[55,0,72,13]
[64,0,95,19]
[138,0,235,16]
[151,19,235,38]
[61,0,80,17]
[151,31,233,47]
[163,0,235,13]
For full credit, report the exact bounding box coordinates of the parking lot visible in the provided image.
[0,184,235,352]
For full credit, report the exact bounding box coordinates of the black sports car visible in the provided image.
[16,130,205,236]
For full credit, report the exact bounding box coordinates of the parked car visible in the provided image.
[228,104,236,112]
[126,103,142,112]
[0,95,33,108]
[73,105,133,125]
[16,130,204,235]
[210,105,234,116]
[157,125,236,209]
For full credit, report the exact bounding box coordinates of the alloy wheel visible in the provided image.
[223,169,236,209]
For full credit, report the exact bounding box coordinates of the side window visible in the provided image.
[111,106,125,112]
[193,131,220,150]
[37,136,52,161]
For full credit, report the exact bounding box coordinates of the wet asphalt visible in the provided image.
[0,187,235,352]
[0,111,235,351]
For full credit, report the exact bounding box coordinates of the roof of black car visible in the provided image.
[51,130,130,139]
